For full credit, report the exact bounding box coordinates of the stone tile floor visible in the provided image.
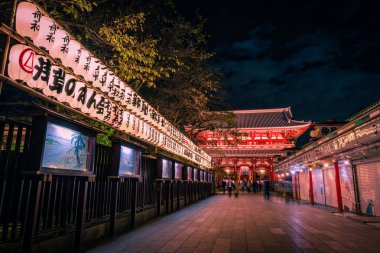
[85,193,380,253]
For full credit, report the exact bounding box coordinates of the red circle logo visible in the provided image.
[19,48,35,74]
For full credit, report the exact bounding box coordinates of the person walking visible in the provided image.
[222,180,226,194]
[227,180,233,197]
[263,178,270,200]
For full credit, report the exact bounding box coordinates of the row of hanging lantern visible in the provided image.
[12,1,211,167]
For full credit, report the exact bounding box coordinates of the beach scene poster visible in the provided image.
[119,146,138,176]
[42,122,89,171]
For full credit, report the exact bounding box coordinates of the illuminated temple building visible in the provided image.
[193,108,311,181]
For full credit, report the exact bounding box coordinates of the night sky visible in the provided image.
[180,0,380,122]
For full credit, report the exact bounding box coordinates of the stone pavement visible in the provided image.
[85,193,380,253]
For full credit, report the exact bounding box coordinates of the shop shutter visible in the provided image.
[356,161,380,216]
[323,167,338,208]
[299,172,309,201]
[339,161,356,213]
[312,169,325,205]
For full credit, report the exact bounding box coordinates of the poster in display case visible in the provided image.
[37,116,96,176]
[174,162,182,180]
[118,145,141,177]
[194,168,199,181]
[157,157,173,179]
[187,166,193,181]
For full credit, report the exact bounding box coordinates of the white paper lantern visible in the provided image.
[111,76,121,101]
[34,16,56,52]
[7,44,35,84]
[76,49,91,78]
[50,29,70,61]
[119,81,126,104]
[89,92,102,118]
[86,57,100,84]
[62,73,78,105]
[63,40,81,70]
[71,81,86,109]
[112,108,123,128]
[16,2,41,41]
[104,101,115,125]
[103,71,115,94]
[83,88,98,115]
[123,85,133,108]
[28,55,51,90]
[127,113,136,134]
[94,65,107,90]
[42,65,60,98]
[119,111,129,132]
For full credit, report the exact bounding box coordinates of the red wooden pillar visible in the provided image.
[334,161,343,213]
[293,174,298,200]
[308,168,314,205]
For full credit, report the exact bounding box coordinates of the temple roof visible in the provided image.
[206,149,283,157]
[233,107,311,128]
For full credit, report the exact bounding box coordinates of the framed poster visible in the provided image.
[161,158,173,179]
[118,145,141,177]
[40,116,95,176]
[174,162,182,180]
[194,168,199,182]
[187,166,193,181]
[200,170,204,182]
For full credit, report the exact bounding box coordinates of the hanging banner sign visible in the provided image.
[6,1,212,168]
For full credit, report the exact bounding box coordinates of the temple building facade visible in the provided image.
[192,108,311,182]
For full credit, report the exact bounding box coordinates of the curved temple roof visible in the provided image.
[233,107,311,129]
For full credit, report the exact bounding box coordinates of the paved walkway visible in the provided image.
[85,193,380,253]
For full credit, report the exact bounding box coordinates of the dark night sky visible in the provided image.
[179,0,380,122]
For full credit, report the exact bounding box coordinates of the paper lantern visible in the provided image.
[119,111,130,132]
[123,85,133,108]
[76,49,91,78]
[71,81,86,109]
[119,81,126,104]
[91,95,105,120]
[103,71,115,94]
[104,101,115,125]
[83,88,98,116]
[139,121,146,140]
[50,29,70,61]
[111,76,121,101]
[131,116,140,136]
[16,2,41,41]
[42,65,61,98]
[63,40,82,70]
[94,65,107,90]
[89,92,102,119]
[86,57,100,84]
[127,113,136,134]
[28,55,50,90]
[7,44,34,84]
[112,108,123,128]
[34,16,56,52]
[61,73,78,105]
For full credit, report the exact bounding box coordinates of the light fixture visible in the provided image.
[344,160,350,165]
[324,163,329,168]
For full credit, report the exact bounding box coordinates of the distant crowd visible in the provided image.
[219,178,271,199]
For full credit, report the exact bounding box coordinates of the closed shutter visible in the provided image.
[323,167,338,208]
[313,169,325,205]
[299,172,309,201]
[339,161,356,212]
[356,161,380,216]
